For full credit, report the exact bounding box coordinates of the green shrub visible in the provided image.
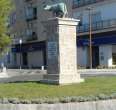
[8,98,20,104]
[31,98,46,104]
[0,94,116,104]
[20,99,31,104]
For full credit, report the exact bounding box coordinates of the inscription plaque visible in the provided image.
[48,42,57,59]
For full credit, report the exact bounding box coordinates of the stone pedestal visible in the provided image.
[42,18,84,85]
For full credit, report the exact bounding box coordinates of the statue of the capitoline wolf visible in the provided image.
[44,2,68,18]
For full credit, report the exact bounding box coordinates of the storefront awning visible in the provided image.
[77,35,116,46]
[12,41,46,53]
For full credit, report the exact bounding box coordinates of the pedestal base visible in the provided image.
[41,74,84,85]
[42,17,84,85]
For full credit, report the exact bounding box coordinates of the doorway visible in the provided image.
[22,52,28,68]
[92,46,99,68]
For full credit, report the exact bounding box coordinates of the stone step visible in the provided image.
[40,79,59,85]
[4,69,47,77]
[0,74,45,83]
[43,74,59,80]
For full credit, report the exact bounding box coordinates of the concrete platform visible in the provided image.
[79,69,116,77]
[0,69,47,83]
[0,69,116,83]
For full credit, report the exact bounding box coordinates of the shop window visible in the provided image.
[112,53,116,65]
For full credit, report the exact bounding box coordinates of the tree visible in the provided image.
[0,0,12,52]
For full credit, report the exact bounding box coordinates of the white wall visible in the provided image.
[99,45,112,67]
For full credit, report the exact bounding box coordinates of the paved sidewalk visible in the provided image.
[79,69,116,77]
[0,69,47,83]
[0,69,116,83]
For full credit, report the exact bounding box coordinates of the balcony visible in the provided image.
[78,18,116,34]
[72,0,105,8]
[26,32,38,41]
[25,0,32,2]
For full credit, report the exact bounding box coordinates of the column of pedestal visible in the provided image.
[41,18,84,85]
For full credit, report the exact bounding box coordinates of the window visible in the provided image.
[77,14,83,26]
[91,12,101,23]
[26,29,33,37]
[9,12,16,26]
[25,6,37,20]
[25,7,33,19]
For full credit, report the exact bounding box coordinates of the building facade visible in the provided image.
[8,0,73,69]
[73,0,116,68]
[7,0,116,69]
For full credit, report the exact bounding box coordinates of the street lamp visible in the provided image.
[19,39,22,70]
[86,7,93,69]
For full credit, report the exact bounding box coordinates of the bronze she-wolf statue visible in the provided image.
[44,2,68,18]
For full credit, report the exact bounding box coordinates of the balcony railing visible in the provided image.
[72,0,105,8]
[26,32,38,41]
[25,0,32,2]
[78,18,116,33]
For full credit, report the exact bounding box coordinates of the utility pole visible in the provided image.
[86,7,93,69]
